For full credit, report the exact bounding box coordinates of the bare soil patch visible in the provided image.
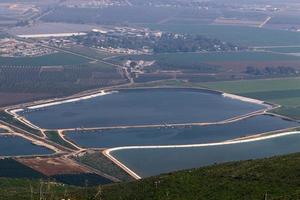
[16,156,91,176]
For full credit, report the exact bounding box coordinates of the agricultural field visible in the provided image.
[0,63,127,106]
[144,24,300,46]
[16,157,90,176]
[0,52,91,67]
[200,78,300,119]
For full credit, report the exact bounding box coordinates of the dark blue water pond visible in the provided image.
[0,135,53,156]
[19,88,266,129]
[111,132,300,177]
[65,115,298,148]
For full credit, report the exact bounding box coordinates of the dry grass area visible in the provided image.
[16,156,91,176]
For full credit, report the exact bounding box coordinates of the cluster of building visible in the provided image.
[124,60,155,75]
[38,38,76,48]
[85,27,162,54]
[98,47,151,55]
[0,38,56,57]
[21,26,162,55]
[91,26,163,39]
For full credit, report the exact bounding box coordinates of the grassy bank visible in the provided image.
[44,131,78,150]
[0,111,42,136]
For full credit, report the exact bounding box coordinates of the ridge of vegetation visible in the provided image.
[3,153,300,199]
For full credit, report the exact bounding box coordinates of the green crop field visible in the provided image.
[0,52,91,67]
[200,77,300,119]
[144,24,300,46]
